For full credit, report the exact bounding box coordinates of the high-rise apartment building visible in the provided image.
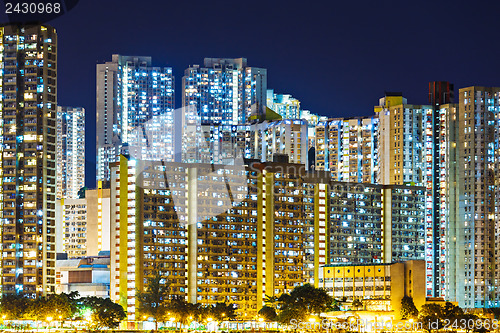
[109,156,425,325]
[181,122,252,165]
[376,94,438,296]
[301,110,327,150]
[182,58,267,125]
[265,90,325,151]
[56,106,85,199]
[0,24,57,296]
[375,89,462,300]
[180,119,308,167]
[254,120,308,166]
[96,54,175,183]
[437,103,460,304]
[456,86,500,308]
[55,183,111,258]
[314,116,379,183]
[302,172,425,285]
[266,90,301,119]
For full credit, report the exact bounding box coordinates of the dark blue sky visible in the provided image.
[2,0,500,187]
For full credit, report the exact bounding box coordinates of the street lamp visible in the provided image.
[206,317,213,331]
[309,317,317,331]
[46,316,53,333]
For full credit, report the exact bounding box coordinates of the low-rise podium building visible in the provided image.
[318,260,426,317]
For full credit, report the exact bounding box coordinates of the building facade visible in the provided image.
[254,120,308,166]
[376,94,446,299]
[180,119,308,167]
[96,54,175,183]
[266,90,301,119]
[315,116,379,183]
[302,173,425,285]
[55,254,110,298]
[182,58,267,125]
[56,183,111,259]
[0,24,57,296]
[56,106,85,199]
[109,156,425,324]
[301,109,327,150]
[456,86,500,308]
[318,260,426,318]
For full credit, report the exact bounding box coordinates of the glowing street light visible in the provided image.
[309,316,317,330]
[46,317,53,333]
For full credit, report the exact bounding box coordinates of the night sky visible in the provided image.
[2,0,500,187]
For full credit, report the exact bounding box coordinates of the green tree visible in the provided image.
[264,295,279,307]
[258,306,277,321]
[77,186,87,198]
[419,303,444,333]
[442,301,463,321]
[81,296,126,330]
[276,306,304,325]
[400,296,419,319]
[351,299,363,311]
[0,295,30,320]
[420,301,464,333]
[487,308,500,320]
[276,284,333,325]
[419,303,444,318]
[26,297,49,322]
[329,298,341,312]
[136,273,170,330]
[458,313,479,333]
[167,297,207,325]
[45,293,76,320]
[186,302,206,324]
[208,302,237,322]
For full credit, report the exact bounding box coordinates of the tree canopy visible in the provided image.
[136,273,170,330]
[400,296,419,319]
[419,302,464,333]
[351,299,363,311]
[260,284,333,324]
[0,292,125,330]
[82,296,126,330]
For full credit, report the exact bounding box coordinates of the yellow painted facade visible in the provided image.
[319,261,426,318]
